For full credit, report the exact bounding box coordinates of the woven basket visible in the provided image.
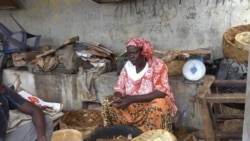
[60,109,103,139]
[223,24,250,64]
[154,50,186,77]
[52,129,83,141]
[165,60,186,77]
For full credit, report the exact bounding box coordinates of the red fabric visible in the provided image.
[126,37,153,65]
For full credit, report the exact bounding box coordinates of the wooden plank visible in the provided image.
[242,53,250,140]
[179,48,212,55]
[197,75,216,141]
[190,131,242,140]
[214,114,244,119]
[197,75,215,98]
[0,0,18,9]
[36,36,79,58]
[92,0,127,3]
[215,131,242,139]
[82,42,114,54]
[205,93,245,103]
[212,79,246,87]
[198,99,216,141]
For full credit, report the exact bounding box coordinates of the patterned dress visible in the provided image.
[102,58,177,133]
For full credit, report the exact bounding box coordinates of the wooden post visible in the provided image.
[197,75,216,141]
[242,52,250,140]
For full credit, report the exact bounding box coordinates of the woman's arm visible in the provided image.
[112,90,166,109]
[129,90,166,102]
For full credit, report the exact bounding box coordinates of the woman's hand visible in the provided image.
[111,90,166,109]
[112,95,133,109]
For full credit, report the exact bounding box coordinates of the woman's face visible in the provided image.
[126,45,145,66]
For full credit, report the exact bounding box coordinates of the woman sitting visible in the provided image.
[102,37,177,133]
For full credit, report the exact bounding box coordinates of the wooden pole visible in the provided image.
[197,75,216,141]
[242,51,250,140]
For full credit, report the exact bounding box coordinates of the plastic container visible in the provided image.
[176,108,189,140]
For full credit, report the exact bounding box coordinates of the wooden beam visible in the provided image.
[242,48,250,140]
[214,114,244,120]
[215,131,242,140]
[0,0,18,9]
[189,131,242,140]
[205,93,245,103]
[212,79,246,87]
[197,75,215,98]
[92,0,129,3]
[197,75,216,141]
[179,48,212,55]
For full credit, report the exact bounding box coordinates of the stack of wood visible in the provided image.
[11,36,116,73]
[77,42,115,69]
[81,42,115,59]
[75,43,116,74]
[11,36,80,72]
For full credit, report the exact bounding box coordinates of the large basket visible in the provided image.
[59,109,103,139]
[154,50,186,77]
[223,24,250,64]
[166,60,186,77]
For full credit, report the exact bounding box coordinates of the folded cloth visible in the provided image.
[7,110,31,133]
[7,110,64,133]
